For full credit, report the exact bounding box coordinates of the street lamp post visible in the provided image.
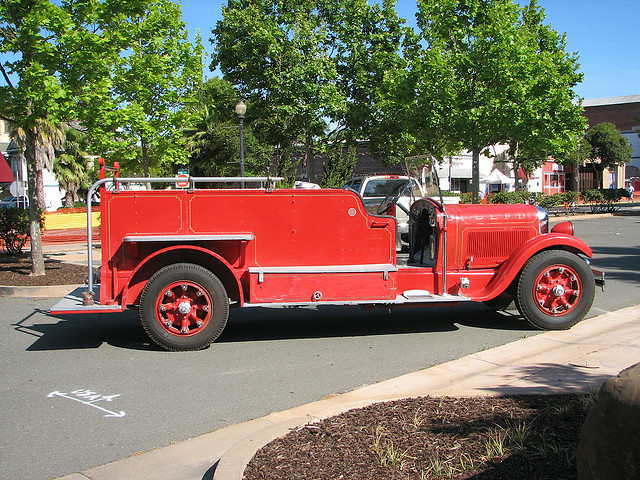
[235,100,247,188]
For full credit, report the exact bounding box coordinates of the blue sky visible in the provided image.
[182,0,639,100]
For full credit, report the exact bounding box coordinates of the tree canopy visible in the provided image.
[0,0,147,274]
[211,0,411,182]
[406,0,585,201]
[0,0,202,274]
[99,0,203,178]
[184,77,272,178]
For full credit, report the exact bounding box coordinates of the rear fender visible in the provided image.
[478,233,593,301]
[121,245,244,307]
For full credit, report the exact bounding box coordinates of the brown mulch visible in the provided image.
[0,253,90,286]
[244,394,590,480]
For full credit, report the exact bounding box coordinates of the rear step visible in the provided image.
[50,286,123,315]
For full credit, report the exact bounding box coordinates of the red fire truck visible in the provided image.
[51,160,605,351]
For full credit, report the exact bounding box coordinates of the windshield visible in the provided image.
[422,167,441,199]
[404,155,442,202]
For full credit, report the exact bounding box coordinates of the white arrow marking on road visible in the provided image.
[48,391,126,418]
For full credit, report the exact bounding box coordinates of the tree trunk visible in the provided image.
[305,133,315,184]
[592,163,603,189]
[142,139,151,189]
[24,128,45,276]
[513,160,520,191]
[64,191,74,208]
[472,149,480,204]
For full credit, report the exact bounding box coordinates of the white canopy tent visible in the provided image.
[480,169,514,185]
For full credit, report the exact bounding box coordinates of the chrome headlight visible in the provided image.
[535,206,549,234]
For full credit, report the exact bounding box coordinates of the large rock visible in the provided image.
[577,362,640,480]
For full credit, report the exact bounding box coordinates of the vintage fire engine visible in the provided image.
[51,160,605,351]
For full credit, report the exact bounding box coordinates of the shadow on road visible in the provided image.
[25,303,534,351]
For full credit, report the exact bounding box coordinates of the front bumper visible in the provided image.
[592,268,606,292]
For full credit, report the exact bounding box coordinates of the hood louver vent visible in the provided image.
[464,230,530,267]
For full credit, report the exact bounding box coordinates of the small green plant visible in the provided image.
[485,428,508,458]
[409,407,427,430]
[487,191,531,204]
[537,193,561,209]
[459,192,473,204]
[0,207,31,255]
[372,425,414,467]
[504,420,531,450]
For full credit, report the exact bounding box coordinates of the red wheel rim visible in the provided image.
[154,281,212,336]
[533,264,583,317]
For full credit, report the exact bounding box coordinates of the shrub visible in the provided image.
[536,194,561,210]
[0,208,30,255]
[561,191,580,205]
[487,191,530,204]
[460,192,473,204]
[582,189,627,213]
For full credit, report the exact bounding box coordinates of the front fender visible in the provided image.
[478,233,593,301]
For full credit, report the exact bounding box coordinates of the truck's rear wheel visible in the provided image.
[516,250,594,330]
[140,263,229,351]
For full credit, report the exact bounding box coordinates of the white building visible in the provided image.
[0,119,63,211]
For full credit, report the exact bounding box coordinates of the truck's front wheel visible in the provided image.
[140,263,229,351]
[516,250,595,330]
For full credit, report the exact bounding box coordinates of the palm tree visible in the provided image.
[54,127,90,208]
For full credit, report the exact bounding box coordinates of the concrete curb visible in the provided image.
[0,284,83,298]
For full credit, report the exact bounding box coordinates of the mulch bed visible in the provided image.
[244,394,589,480]
[0,253,90,286]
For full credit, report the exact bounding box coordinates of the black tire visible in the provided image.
[139,263,229,351]
[516,250,595,330]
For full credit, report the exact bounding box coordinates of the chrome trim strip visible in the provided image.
[123,234,254,242]
[248,264,398,275]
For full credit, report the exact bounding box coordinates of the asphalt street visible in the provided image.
[0,214,637,479]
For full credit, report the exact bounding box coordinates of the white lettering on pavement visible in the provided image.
[47,389,126,418]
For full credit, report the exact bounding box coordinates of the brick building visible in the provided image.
[582,95,640,189]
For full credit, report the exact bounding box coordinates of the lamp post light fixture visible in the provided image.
[235,100,247,188]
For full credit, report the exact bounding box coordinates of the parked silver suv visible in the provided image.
[343,175,424,249]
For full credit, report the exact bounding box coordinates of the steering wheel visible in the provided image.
[376,183,415,219]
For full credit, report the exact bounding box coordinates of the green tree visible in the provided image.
[584,122,633,188]
[54,126,91,208]
[212,0,407,183]
[328,0,411,161]
[212,0,343,183]
[413,0,584,202]
[100,0,203,180]
[184,78,271,178]
[0,0,144,275]
[502,1,585,191]
[320,139,356,188]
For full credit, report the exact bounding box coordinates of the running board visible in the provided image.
[244,292,471,308]
[50,286,124,315]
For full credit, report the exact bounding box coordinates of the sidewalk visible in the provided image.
[56,304,640,480]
